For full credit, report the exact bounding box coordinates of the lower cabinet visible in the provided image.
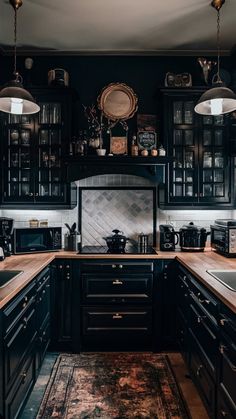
[0,266,51,419]
[176,262,236,419]
[79,259,155,351]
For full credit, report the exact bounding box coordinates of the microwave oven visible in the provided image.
[210,219,236,257]
[13,227,62,254]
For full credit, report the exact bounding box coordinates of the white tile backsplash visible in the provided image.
[0,174,235,248]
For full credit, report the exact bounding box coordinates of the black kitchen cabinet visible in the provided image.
[0,87,77,209]
[50,260,79,351]
[79,259,155,351]
[0,266,51,419]
[161,88,232,208]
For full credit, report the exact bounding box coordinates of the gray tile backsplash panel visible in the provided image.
[76,174,153,187]
[81,189,154,246]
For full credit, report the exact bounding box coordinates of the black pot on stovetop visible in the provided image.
[103,229,129,253]
[178,222,210,251]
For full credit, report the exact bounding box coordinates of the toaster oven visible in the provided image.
[211,220,236,257]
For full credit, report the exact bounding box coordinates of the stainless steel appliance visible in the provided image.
[159,224,178,251]
[179,222,209,251]
[0,217,14,257]
[13,227,61,254]
[207,270,236,291]
[211,219,236,257]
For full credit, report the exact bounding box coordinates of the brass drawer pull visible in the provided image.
[112,279,123,285]
[112,264,116,269]
[196,364,203,377]
[21,371,27,383]
[220,318,228,326]
[23,317,28,329]
[198,298,210,304]
[112,313,123,319]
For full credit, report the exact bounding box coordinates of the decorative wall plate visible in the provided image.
[98,83,138,121]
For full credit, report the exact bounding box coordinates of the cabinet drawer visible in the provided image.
[189,302,218,377]
[36,276,50,328]
[189,276,219,322]
[83,306,152,333]
[4,351,35,419]
[219,338,236,405]
[219,306,236,343]
[4,304,37,393]
[3,279,37,335]
[80,261,154,273]
[82,274,153,303]
[189,330,216,418]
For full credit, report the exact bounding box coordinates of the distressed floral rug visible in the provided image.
[37,353,189,419]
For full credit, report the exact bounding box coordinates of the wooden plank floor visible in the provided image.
[20,352,209,419]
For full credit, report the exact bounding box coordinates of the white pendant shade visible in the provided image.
[0,80,40,115]
[194,87,236,116]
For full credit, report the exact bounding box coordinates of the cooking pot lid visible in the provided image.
[104,229,128,240]
[180,222,206,232]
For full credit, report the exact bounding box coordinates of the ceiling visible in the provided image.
[0,0,235,55]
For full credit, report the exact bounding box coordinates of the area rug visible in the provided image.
[37,353,189,419]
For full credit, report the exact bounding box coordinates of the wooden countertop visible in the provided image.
[0,249,235,313]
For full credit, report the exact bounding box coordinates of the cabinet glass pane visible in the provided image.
[173,184,183,197]
[214,184,224,197]
[214,130,223,146]
[203,152,212,168]
[185,184,193,197]
[185,170,194,183]
[214,169,224,182]
[52,184,63,197]
[51,130,61,145]
[214,152,224,168]
[214,115,224,125]
[39,130,49,145]
[173,169,183,182]
[21,183,30,196]
[9,184,19,196]
[203,170,213,182]
[203,184,213,197]
[173,149,183,168]
[173,130,182,145]
[9,129,19,145]
[39,184,49,197]
[203,130,212,146]
[184,151,193,168]
[39,103,50,124]
[173,102,182,124]
[203,116,213,125]
[184,102,194,124]
[184,130,193,146]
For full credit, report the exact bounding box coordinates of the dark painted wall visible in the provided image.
[1,54,233,133]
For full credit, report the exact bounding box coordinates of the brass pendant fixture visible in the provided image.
[194,0,236,116]
[0,0,40,115]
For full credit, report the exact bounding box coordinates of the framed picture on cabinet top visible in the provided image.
[137,130,157,150]
[110,136,128,155]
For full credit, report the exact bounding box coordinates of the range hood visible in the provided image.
[66,155,171,183]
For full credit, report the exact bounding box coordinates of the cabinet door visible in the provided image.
[1,114,35,204]
[199,114,231,204]
[50,261,74,350]
[166,95,199,204]
[34,99,67,204]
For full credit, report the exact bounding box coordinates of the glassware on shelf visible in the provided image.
[214,184,224,197]
[173,102,182,124]
[10,184,19,196]
[40,130,49,145]
[203,152,212,168]
[50,129,61,145]
[203,170,213,182]
[185,184,193,197]
[40,184,49,196]
[173,184,183,197]
[40,103,50,124]
[10,114,21,124]
[173,130,182,145]
[42,152,49,167]
[185,170,193,183]
[51,103,61,124]
[214,152,224,168]
[214,169,224,182]
[11,153,19,167]
[184,102,194,124]
[203,184,212,197]
[21,183,30,196]
[214,115,224,126]
[184,151,193,168]
[184,130,193,146]
[203,130,211,146]
[20,130,30,145]
[203,115,212,125]
[10,130,19,144]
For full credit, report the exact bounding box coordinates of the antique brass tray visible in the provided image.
[98,82,138,121]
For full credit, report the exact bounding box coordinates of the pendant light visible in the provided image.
[0,0,40,115]
[194,0,236,116]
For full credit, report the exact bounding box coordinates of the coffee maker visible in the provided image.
[0,217,14,257]
[159,224,178,251]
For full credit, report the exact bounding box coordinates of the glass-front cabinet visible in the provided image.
[1,88,76,208]
[162,89,232,207]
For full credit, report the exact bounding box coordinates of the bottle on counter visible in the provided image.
[131,135,139,156]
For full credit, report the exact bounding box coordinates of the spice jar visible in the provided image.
[29,219,39,228]
[151,148,158,156]
[141,149,148,156]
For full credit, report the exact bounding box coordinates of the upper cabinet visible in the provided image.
[0,87,77,209]
[161,88,232,208]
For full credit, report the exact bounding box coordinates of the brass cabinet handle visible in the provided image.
[112,264,116,269]
[118,264,123,269]
[196,364,203,377]
[21,371,27,383]
[23,317,28,329]
[220,410,227,417]
[199,298,210,304]
[112,313,123,319]
[112,279,123,285]
[220,318,228,326]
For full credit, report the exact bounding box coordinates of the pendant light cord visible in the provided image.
[13,6,18,79]
[216,8,222,84]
